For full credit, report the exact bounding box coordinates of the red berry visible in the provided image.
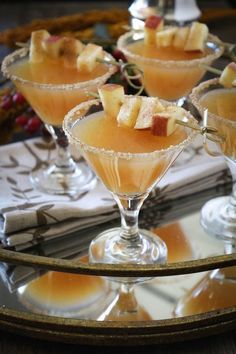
[1,96,13,110]
[15,114,28,127]
[25,116,42,134]
[26,106,35,114]
[112,48,126,62]
[12,92,26,105]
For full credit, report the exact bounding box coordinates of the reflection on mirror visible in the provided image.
[17,270,117,319]
[174,267,236,317]
[0,204,234,322]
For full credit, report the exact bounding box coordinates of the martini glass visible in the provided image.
[1,47,116,196]
[63,97,198,273]
[190,78,236,242]
[117,31,223,105]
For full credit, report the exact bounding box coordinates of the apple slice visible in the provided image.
[165,105,187,118]
[151,113,176,136]
[77,43,104,72]
[29,30,50,63]
[151,106,186,136]
[60,37,83,68]
[98,84,125,118]
[184,22,209,52]
[156,27,177,47]
[117,96,142,128]
[43,35,64,59]
[144,15,164,46]
[173,26,190,50]
[134,97,164,129]
[219,62,236,88]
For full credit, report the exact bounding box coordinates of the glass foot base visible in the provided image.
[200,196,236,242]
[30,161,96,196]
[89,227,167,284]
[89,227,167,265]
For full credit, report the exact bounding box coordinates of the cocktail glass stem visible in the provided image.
[30,123,96,196]
[99,281,152,321]
[45,124,78,173]
[114,193,148,245]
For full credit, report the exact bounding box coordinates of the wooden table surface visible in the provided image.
[0,1,236,353]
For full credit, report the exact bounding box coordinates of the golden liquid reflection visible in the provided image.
[174,267,236,316]
[152,221,194,262]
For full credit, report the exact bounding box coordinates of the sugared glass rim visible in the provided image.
[190,78,236,128]
[1,47,117,91]
[117,31,224,69]
[63,97,199,160]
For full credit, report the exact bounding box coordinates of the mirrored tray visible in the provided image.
[0,183,235,345]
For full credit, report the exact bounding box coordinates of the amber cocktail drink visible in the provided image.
[1,33,116,195]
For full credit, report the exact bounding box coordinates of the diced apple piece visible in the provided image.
[151,106,186,136]
[98,84,125,118]
[134,97,164,129]
[77,43,104,72]
[60,37,84,68]
[173,26,190,50]
[144,15,164,46]
[43,35,64,59]
[29,30,50,63]
[117,96,142,128]
[145,15,163,30]
[156,27,177,47]
[165,105,187,120]
[219,62,236,88]
[184,22,209,52]
[151,113,176,136]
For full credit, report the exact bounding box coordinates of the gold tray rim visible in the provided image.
[0,305,235,345]
[0,248,235,277]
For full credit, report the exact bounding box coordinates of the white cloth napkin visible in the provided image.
[0,135,232,251]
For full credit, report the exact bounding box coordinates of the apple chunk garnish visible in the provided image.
[219,62,236,88]
[173,26,190,50]
[134,97,164,129]
[98,84,125,119]
[60,37,83,68]
[117,96,142,128]
[184,22,209,52]
[151,113,176,136]
[156,27,177,47]
[144,15,164,45]
[42,35,65,59]
[29,30,50,63]
[151,106,186,136]
[77,43,104,72]
[145,15,163,29]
